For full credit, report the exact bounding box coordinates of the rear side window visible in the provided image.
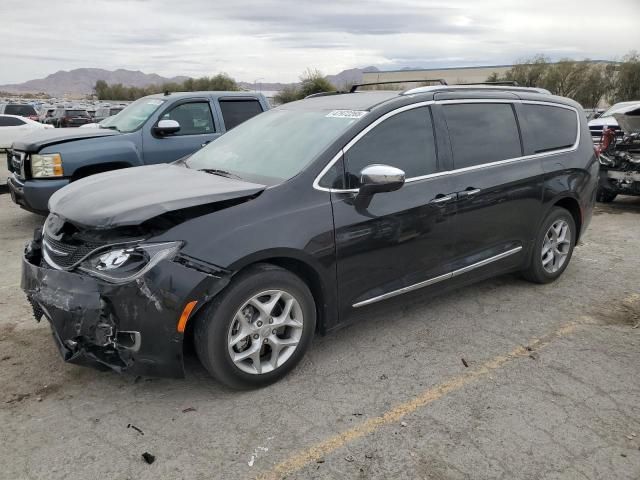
[521,104,578,153]
[443,103,522,169]
[344,106,437,188]
[4,104,37,116]
[219,99,264,130]
[0,116,26,126]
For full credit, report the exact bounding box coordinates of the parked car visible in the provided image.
[0,114,53,150]
[38,107,56,124]
[595,109,640,202]
[8,91,269,213]
[47,107,92,128]
[94,106,124,123]
[588,101,640,144]
[22,85,597,388]
[0,103,39,121]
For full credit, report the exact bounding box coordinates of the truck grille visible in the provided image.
[8,150,27,179]
[42,235,103,269]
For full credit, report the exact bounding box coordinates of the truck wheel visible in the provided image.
[596,188,616,203]
[194,264,316,389]
[522,207,576,284]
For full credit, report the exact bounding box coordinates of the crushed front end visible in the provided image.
[597,112,640,199]
[22,217,230,378]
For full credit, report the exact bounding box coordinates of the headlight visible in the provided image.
[78,242,182,284]
[31,153,63,178]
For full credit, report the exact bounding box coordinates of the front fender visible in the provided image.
[40,133,143,178]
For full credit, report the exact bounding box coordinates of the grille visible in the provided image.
[43,235,103,269]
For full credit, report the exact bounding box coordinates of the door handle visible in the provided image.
[457,188,481,198]
[429,194,455,204]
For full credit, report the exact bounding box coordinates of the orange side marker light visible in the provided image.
[177,300,198,333]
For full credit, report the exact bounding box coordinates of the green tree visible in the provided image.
[610,51,640,102]
[274,85,303,104]
[503,54,550,87]
[299,69,335,98]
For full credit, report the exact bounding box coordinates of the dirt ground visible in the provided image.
[0,187,639,480]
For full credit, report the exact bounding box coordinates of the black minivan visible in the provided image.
[22,85,597,388]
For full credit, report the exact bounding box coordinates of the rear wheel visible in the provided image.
[522,207,575,284]
[596,188,617,203]
[194,264,316,389]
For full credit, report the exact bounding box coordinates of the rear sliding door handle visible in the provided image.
[429,194,455,204]
[457,188,481,198]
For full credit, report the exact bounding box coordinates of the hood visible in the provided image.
[589,116,619,128]
[614,112,640,135]
[11,128,119,152]
[49,164,266,228]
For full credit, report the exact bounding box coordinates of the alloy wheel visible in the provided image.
[227,290,304,375]
[541,219,572,274]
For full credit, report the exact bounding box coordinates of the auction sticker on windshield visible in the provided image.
[326,110,368,119]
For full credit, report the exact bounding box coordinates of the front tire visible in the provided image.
[522,207,576,284]
[596,188,617,203]
[194,264,316,389]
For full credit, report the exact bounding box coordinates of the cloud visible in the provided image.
[0,0,638,84]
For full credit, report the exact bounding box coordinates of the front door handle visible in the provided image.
[457,188,481,198]
[429,194,455,204]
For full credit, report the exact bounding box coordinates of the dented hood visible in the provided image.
[11,128,119,152]
[49,164,265,228]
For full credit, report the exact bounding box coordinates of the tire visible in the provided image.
[522,207,576,284]
[596,188,617,203]
[194,263,316,389]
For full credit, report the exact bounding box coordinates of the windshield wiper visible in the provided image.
[199,168,243,180]
[101,125,121,132]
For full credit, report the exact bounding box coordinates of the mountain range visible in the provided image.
[0,66,382,96]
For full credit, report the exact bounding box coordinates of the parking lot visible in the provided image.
[0,176,639,479]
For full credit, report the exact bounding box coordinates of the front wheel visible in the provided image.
[522,207,576,284]
[194,264,316,389]
[596,188,617,203]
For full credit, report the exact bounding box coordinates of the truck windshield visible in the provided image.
[100,98,165,132]
[185,108,361,184]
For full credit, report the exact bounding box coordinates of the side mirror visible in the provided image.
[358,164,405,196]
[153,119,180,136]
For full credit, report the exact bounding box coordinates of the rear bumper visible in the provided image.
[7,174,69,214]
[21,238,230,378]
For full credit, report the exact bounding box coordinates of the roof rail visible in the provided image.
[459,81,520,86]
[304,91,347,99]
[402,84,551,95]
[350,79,447,93]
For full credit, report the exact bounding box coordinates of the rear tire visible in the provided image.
[522,207,576,284]
[194,263,316,389]
[596,188,617,203]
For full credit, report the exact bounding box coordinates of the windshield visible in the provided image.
[100,97,165,132]
[5,105,37,116]
[601,102,640,117]
[186,108,361,184]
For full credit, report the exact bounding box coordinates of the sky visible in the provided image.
[1,0,639,84]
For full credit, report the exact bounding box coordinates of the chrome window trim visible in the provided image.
[352,246,523,308]
[313,99,580,194]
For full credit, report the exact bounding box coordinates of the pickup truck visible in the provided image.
[7,91,269,214]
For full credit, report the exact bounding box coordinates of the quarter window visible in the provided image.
[443,103,522,169]
[521,104,578,153]
[344,107,437,189]
[219,99,264,130]
[161,102,215,135]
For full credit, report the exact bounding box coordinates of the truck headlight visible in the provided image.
[78,242,182,284]
[31,153,63,178]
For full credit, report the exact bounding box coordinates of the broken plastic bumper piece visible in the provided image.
[21,239,229,378]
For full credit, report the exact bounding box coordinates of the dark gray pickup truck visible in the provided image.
[7,91,269,213]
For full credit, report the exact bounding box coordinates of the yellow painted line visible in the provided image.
[257,320,581,480]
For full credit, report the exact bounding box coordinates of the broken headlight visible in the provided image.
[78,242,182,284]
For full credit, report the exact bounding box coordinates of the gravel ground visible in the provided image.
[0,190,638,480]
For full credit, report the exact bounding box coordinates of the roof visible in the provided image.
[146,91,265,100]
[279,91,401,111]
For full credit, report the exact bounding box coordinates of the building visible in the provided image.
[362,65,514,87]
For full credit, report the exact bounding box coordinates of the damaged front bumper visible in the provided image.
[599,169,640,195]
[22,240,230,378]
